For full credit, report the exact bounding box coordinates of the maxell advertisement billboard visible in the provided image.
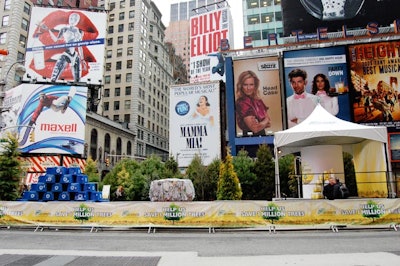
[283,46,351,128]
[1,84,87,155]
[281,0,398,36]
[233,57,283,137]
[348,40,400,130]
[169,82,221,167]
[189,6,233,83]
[24,7,106,85]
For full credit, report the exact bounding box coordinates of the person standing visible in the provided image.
[286,68,320,128]
[235,70,271,136]
[311,73,339,116]
[323,176,342,200]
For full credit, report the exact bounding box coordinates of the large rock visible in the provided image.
[149,178,195,202]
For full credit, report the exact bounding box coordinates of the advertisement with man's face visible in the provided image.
[283,46,351,128]
[169,82,221,167]
[24,7,106,85]
[1,84,87,155]
[348,41,400,130]
[233,57,283,137]
[281,0,398,36]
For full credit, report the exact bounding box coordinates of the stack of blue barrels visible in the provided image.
[20,166,105,202]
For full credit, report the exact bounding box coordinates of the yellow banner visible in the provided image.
[1,199,399,227]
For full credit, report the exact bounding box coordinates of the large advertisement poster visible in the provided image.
[24,7,106,85]
[169,82,221,167]
[233,57,283,137]
[1,84,87,155]
[283,46,351,128]
[349,41,400,131]
[281,0,398,36]
[189,7,233,83]
[31,1,99,8]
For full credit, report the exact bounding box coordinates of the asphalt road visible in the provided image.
[0,227,399,265]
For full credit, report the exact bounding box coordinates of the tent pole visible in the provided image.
[384,143,396,198]
[274,145,281,199]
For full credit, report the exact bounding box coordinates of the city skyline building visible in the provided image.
[242,0,283,47]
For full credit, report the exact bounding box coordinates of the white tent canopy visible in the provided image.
[273,104,394,198]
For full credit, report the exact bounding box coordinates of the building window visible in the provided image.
[130,0,135,7]
[106,50,112,58]
[129,10,135,18]
[4,0,11,10]
[2,16,10,27]
[126,73,132,82]
[118,24,124,32]
[115,87,121,96]
[127,47,133,55]
[109,14,115,22]
[117,48,122,57]
[107,38,113,45]
[113,115,119,121]
[105,75,111,84]
[21,18,29,31]
[128,22,134,31]
[104,102,109,111]
[124,114,130,123]
[104,89,110,97]
[128,34,133,43]
[127,60,132,69]
[118,36,123,44]
[114,101,120,110]
[115,74,121,83]
[119,12,125,20]
[19,35,26,48]
[23,2,31,15]
[108,25,114,33]
[120,0,125,8]
[125,86,131,95]
[106,63,111,71]
[124,100,131,110]
[116,61,122,70]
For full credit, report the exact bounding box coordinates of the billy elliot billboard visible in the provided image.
[1,84,87,155]
[189,6,233,83]
[233,57,283,137]
[169,82,221,167]
[24,7,106,85]
[283,46,351,128]
[348,40,400,131]
[281,0,399,36]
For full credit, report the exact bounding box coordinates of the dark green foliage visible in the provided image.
[279,154,297,198]
[164,156,182,179]
[186,154,207,200]
[253,144,275,200]
[217,149,242,200]
[84,157,99,183]
[203,159,221,200]
[0,134,22,201]
[343,152,357,197]
[233,149,257,200]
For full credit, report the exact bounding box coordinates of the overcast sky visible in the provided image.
[152,0,244,49]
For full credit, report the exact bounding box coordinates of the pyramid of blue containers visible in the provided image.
[22,166,105,202]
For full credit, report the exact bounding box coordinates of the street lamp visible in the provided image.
[0,60,26,113]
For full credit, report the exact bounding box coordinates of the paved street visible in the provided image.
[0,226,399,265]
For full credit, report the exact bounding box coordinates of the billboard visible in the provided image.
[24,7,106,85]
[348,41,400,130]
[233,57,283,137]
[281,0,399,36]
[169,82,221,167]
[283,46,351,128]
[1,84,87,155]
[189,6,233,83]
[31,1,99,8]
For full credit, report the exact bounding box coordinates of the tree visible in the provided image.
[84,157,99,183]
[203,159,221,201]
[253,144,275,200]
[217,148,242,200]
[279,154,296,198]
[186,154,207,200]
[343,152,357,197]
[233,149,257,200]
[164,156,182,179]
[0,134,22,200]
